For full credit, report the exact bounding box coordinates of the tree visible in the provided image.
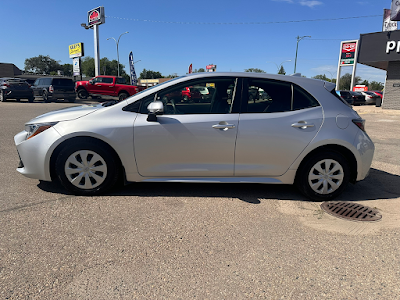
[140,69,163,79]
[278,66,286,75]
[61,64,73,77]
[369,81,384,91]
[24,55,62,75]
[312,74,331,82]
[245,68,265,73]
[80,56,126,78]
[338,73,361,90]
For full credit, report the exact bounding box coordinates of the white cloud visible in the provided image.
[299,1,323,8]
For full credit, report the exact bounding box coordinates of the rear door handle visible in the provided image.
[212,122,236,130]
[291,121,314,129]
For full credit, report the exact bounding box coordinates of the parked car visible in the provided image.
[0,78,34,102]
[360,91,380,105]
[336,90,354,105]
[32,77,76,103]
[371,91,383,98]
[181,86,202,102]
[14,72,374,201]
[349,91,366,105]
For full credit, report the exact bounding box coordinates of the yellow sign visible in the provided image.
[69,43,84,58]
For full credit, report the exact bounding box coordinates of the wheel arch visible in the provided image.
[118,90,129,96]
[295,144,358,184]
[50,136,126,183]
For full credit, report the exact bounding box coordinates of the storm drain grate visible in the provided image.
[320,201,382,222]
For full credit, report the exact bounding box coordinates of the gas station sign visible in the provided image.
[340,42,357,65]
[88,6,105,27]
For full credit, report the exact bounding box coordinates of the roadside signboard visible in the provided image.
[391,0,400,21]
[73,57,81,76]
[383,8,398,31]
[129,52,138,86]
[340,42,357,65]
[69,43,84,59]
[88,6,105,27]
[206,64,217,72]
[353,85,368,92]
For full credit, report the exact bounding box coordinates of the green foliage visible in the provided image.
[24,55,61,75]
[245,68,265,73]
[338,73,361,90]
[312,74,331,82]
[61,64,73,77]
[140,69,163,79]
[369,81,384,91]
[278,66,286,75]
[81,57,126,77]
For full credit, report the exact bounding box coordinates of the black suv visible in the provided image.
[0,78,34,102]
[32,77,76,103]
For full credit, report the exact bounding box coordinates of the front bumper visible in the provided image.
[14,127,63,181]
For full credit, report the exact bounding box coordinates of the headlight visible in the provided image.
[25,122,58,140]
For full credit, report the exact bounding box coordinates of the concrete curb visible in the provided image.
[352,105,400,115]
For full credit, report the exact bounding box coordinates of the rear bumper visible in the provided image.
[48,91,76,99]
[5,89,33,99]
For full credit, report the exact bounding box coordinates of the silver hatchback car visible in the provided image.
[14,73,374,201]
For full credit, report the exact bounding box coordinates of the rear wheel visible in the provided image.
[55,140,120,195]
[118,92,129,101]
[43,91,50,103]
[295,151,350,201]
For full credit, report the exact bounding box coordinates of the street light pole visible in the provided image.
[267,60,292,74]
[294,35,311,74]
[107,31,129,77]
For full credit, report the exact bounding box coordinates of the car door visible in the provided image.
[32,79,40,96]
[234,79,323,177]
[133,77,240,177]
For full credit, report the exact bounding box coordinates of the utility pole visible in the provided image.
[294,36,311,73]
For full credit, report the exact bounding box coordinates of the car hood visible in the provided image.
[26,104,103,124]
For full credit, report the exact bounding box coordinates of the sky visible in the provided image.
[0,0,392,83]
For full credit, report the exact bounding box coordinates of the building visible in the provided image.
[0,63,23,78]
[358,30,400,110]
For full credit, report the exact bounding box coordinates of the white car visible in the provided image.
[14,73,374,201]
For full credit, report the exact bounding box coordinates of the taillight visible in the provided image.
[2,83,9,87]
[352,119,366,132]
[49,85,54,93]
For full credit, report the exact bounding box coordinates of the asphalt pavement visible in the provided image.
[0,100,399,299]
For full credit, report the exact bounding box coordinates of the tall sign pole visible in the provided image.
[94,25,100,76]
[336,40,359,91]
[87,7,105,77]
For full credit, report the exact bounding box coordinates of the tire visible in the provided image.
[28,96,34,103]
[0,90,6,102]
[43,91,50,103]
[55,140,120,195]
[77,89,88,99]
[295,151,350,201]
[118,92,129,101]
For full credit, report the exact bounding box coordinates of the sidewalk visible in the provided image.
[352,105,400,115]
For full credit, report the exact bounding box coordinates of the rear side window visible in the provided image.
[244,79,292,113]
[102,77,113,84]
[292,85,319,110]
[52,78,74,86]
[116,77,126,84]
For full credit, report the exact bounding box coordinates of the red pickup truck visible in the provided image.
[75,76,145,101]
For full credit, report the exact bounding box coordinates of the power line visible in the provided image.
[105,15,380,25]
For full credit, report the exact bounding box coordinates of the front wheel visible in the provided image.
[295,151,350,201]
[0,90,6,102]
[55,140,120,195]
[77,89,88,99]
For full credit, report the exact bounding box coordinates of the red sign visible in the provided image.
[342,43,356,53]
[206,64,216,70]
[188,64,193,74]
[353,85,368,92]
[88,7,105,27]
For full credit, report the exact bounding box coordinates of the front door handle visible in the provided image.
[212,122,236,130]
[291,121,315,129]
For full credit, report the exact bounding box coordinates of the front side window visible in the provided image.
[140,78,238,115]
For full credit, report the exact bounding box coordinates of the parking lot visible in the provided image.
[0,100,399,299]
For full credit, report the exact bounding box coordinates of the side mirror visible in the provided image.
[146,101,164,122]
[89,80,94,85]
